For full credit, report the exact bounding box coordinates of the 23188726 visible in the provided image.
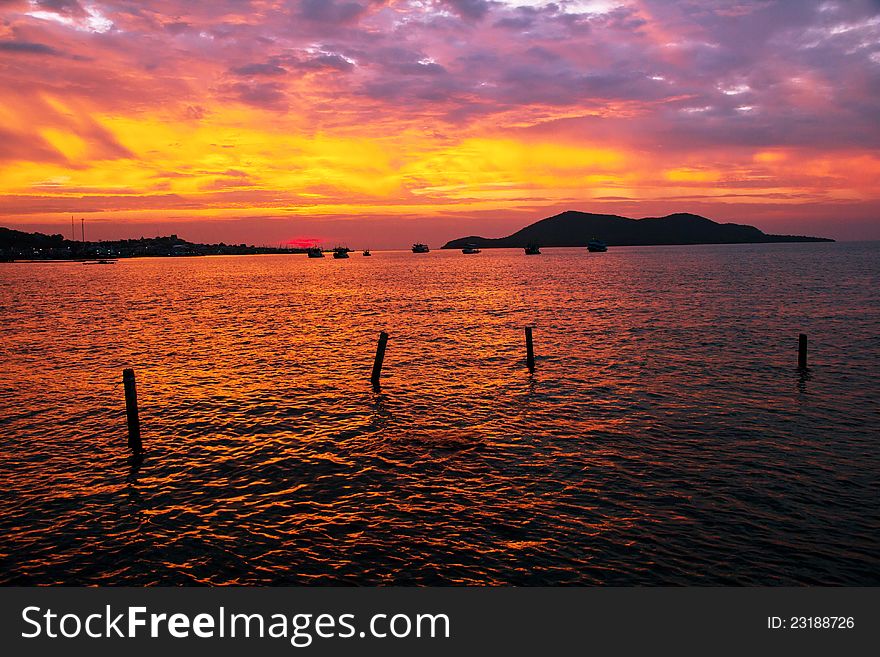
[768,617,855,629]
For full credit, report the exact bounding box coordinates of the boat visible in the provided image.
[333,246,350,259]
[363,249,372,256]
[306,246,325,258]
[524,244,541,255]
[412,243,430,253]
[461,244,481,254]
[84,259,117,265]
[587,238,607,252]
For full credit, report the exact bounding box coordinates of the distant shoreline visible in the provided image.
[1,241,849,264]
[0,226,322,261]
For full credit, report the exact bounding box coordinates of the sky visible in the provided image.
[0,0,879,247]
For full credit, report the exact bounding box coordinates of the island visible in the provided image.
[441,211,833,249]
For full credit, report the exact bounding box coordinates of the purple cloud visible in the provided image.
[443,0,490,20]
[0,0,878,148]
[298,0,374,24]
[33,0,86,15]
[0,40,66,55]
[227,80,288,109]
[230,62,288,76]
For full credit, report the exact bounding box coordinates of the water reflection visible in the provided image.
[796,367,812,394]
[127,453,144,481]
[370,391,392,430]
[1,243,878,585]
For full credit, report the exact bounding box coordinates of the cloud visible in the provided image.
[366,46,448,75]
[227,80,288,109]
[230,62,287,76]
[0,40,66,56]
[0,127,67,163]
[32,0,86,16]
[297,0,373,24]
[200,168,255,190]
[0,0,879,240]
[493,15,535,29]
[442,0,490,20]
[294,53,356,71]
[163,21,191,34]
[3,1,878,143]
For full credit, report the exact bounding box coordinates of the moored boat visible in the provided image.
[462,244,481,254]
[333,246,350,259]
[587,238,607,252]
[363,249,372,256]
[412,243,430,253]
[306,246,325,258]
[524,244,541,255]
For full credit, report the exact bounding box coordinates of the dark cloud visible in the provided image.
[361,70,465,104]
[493,16,534,30]
[0,40,65,56]
[163,21,191,35]
[33,0,86,16]
[524,46,561,62]
[228,80,288,109]
[298,0,372,24]
[592,6,648,31]
[443,0,490,20]
[365,46,447,75]
[397,60,446,74]
[491,2,560,30]
[230,62,288,76]
[294,53,355,71]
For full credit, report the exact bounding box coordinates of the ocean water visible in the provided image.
[0,242,878,585]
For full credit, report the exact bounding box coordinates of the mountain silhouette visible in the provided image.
[442,211,833,248]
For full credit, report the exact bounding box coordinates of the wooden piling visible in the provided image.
[525,326,535,372]
[123,368,142,455]
[371,331,389,388]
[798,333,808,369]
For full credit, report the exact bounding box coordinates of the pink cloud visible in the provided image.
[1,0,879,240]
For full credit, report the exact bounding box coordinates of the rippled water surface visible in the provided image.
[1,243,878,585]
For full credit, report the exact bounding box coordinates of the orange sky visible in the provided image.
[1,0,879,245]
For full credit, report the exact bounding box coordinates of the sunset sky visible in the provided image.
[1,0,879,246]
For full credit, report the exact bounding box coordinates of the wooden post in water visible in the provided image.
[123,368,142,455]
[798,333,808,369]
[371,331,389,388]
[525,326,535,372]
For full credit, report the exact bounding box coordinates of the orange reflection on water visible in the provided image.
[1,243,877,585]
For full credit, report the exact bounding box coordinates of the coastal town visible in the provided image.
[0,227,307,261]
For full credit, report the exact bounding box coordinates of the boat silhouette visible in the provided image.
[587,238,607,252]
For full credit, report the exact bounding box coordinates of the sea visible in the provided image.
[1,242,878,585]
